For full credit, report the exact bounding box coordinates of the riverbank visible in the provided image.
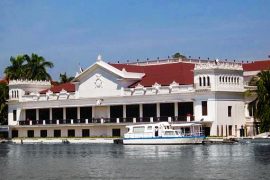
[9,138,116,144]
[2,136,269,145]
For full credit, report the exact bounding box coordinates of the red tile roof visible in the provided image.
[40,82,75,94]
[0,79,8,84]
[243,60,270,71]
[111,62,195,87]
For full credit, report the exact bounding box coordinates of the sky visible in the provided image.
[0,0,270,80]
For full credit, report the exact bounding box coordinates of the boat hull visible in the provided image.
[123,136,205,145]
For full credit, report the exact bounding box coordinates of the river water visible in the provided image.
[0,143,270,180]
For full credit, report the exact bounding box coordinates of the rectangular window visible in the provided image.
[12,130,18,138]
[202,101,208,116]
[68,129,75,137]
[40,130,47,138]
[82,129,90,137]
[228,106,232,117]
[112,129,121,137]
[54,130,61,137]
[133,126,145,133]
[13,110,17,121]
[27,130,34,138]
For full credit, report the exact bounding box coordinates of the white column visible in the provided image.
[77,107,80,119]
[107,106,110,118]
[63,107,66,120]
[174,102,178,117]
[139,104,143,118]
[16,108,21,121]
[92,107,95,118]
[49,108,52,120]
[244,104,249,117]
[36,109,39,120]
[156,103,160,117]
[123,105,126,118]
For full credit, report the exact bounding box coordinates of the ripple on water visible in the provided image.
[0,143,270,179]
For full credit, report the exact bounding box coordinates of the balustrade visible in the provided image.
[17,115,195,126]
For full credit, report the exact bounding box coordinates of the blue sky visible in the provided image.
[0,0,269,80]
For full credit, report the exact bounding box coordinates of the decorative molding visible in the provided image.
[96,98,104,105]
[94,74,103,88]
[9,79,51,86]
[135,83,144,89]
[195,62,242,70]
[58,89,69,100]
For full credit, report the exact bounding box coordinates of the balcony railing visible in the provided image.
[18,116,195,126]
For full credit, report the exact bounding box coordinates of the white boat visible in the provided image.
[123,122,205,145]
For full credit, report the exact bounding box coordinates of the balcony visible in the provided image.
[17,116,195,126]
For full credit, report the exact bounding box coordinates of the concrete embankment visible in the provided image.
[11,138,115,144]
[203,138,238,144]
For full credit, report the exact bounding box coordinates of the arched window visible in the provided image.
[234,77,236,83]
[225,77,227,83]
[237,77,239,84]
[219,76,222,82]
[222,76,225,83]
[203,77,206,86]
[199,77,202,86]
[207,76,210,86]
[12,91,14,98]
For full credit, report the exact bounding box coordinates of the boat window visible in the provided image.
[147,126,152,131]
[164,131,175,136]
[133,126,145,133]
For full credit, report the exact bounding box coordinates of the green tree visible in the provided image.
[59,72,74,83]
[254,70,270,132]
[172,52,187,59]
[25,53,54,80]
[0,82,8,125]
[4,55,27,80]
[4,53,54,81]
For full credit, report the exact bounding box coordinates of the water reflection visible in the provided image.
[0,143,270,179]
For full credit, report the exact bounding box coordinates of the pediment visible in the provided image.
[73,59,144,82]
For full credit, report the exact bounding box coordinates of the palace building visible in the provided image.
[7,55,270,138]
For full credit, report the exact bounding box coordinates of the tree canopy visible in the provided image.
[4,53,54,80]
[0,82,8,125]
[254,70,270,132]
[59,72,74,83]
[1,53,54,124]
[172,52,187,59]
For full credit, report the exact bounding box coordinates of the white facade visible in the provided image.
[7,56,257,138]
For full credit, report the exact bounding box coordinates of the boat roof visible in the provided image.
[126,122,170,128]
[172,123,202,127]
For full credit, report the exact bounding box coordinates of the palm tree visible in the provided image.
[254,70,270,132]
[25,53,54,80]
[59,72,74,83]
[4,55,27,80]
